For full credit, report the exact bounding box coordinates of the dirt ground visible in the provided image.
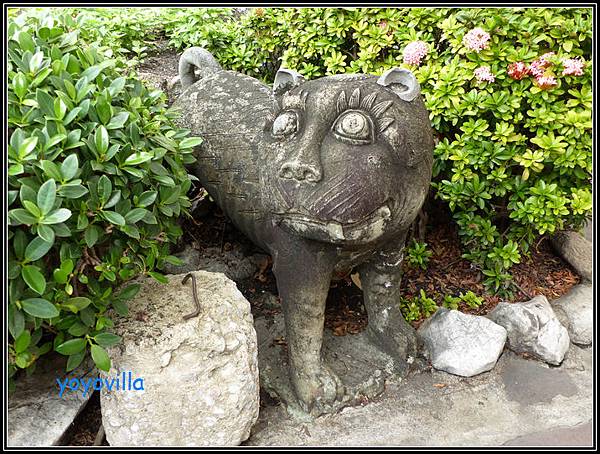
[59,49,581,446]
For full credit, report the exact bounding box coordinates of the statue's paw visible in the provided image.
[293,364,345,415]
[367,320,418,371]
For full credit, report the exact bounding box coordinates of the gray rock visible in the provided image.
[551,231,592,282]
[162,244,268,283]
[101,271,259,447]
[552,284,592,346]
[8,356,95,447]
[417,308,507,377]
[488,296,570,365]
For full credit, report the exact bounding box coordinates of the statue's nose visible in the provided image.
[278,161,322,183]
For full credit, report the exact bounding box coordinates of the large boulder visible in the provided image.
[417,308,507,377]
[488,296,570,365]
[100,271,259,447]
[552,284,593,346]
[551,231,592,282]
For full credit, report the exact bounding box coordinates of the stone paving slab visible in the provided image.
[246,344,592,447]
[8,355,96,447]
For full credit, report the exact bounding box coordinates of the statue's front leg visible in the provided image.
[358,242,417,375]
[272,245,344,414]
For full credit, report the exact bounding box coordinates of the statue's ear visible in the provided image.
[273,68,305,96]
[377,68,420,102]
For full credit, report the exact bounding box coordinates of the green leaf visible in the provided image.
[8,305,25,339]
[22,265,46,295]
[24,236,53,261]
[94,333,122,348]
[9,209,37,225]
[108,77,126,97]
[55,338,86,355]
[179,137,203,148]
[90,344,111,371]
[14,330,31,354]
[148,271,169,284]
[137,191,157,207]
[117,283,141,300]
[18,31,35,53]
[13,72,28,99]
[37,179,57,215]
[18,136,38,159]
[124,152,153,166]
[66,350,85,371]
[40,160,63,181]
[54,97,67,120]
[65,297,92,312]
[22,200,42,218]
[61,154,79,180]
[84,225,101,247]
[37,224,55,244]
[106,111,129,129]
[40,208,71,224]
[102,211,125,226]
[111,299,128,316]
[124,208,147,224]
[21,298,59,319]
[98,175,112,204]
[36,89,55,117]
[94,125,109,155]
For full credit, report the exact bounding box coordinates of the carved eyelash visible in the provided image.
[336,88,395,133]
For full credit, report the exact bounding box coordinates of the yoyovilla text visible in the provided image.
[57,371,144,398]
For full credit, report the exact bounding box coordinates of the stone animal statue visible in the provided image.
[172,47,434,415]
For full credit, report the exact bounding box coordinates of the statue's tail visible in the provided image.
[178,47,222,90]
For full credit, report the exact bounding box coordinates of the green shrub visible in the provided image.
[164,7,592,296]
[7,11,199,380]
[406,240,433,270]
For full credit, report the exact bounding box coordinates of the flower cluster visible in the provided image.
[463,27,491,52]
[403,40,428,66]
[474,66,495,83]
[507,53,584,90]
[507,62,529,80]
[528,52,554,77]
[562,57,585,76]
[534,75,558,89]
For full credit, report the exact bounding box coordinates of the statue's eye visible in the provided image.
[272,111,298,138]
[332,110,374,145]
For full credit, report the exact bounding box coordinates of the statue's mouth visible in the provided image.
[275,202,392,244]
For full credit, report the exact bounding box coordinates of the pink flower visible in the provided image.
[507,62,529,80]
[403,41,428,66]
[463,27,491,52]
[562,57,585,76]
[535,75,557,90]
[474,66,495,83]
[528,52,554,77]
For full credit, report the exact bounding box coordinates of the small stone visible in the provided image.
[101,271,259,446]
[162,244,268,283]
[488,296,570,365]
[551,231,592,282]
[417,308,507,377]
[552,285,592,346]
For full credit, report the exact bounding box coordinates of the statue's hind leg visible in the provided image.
[358,242,417,375]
